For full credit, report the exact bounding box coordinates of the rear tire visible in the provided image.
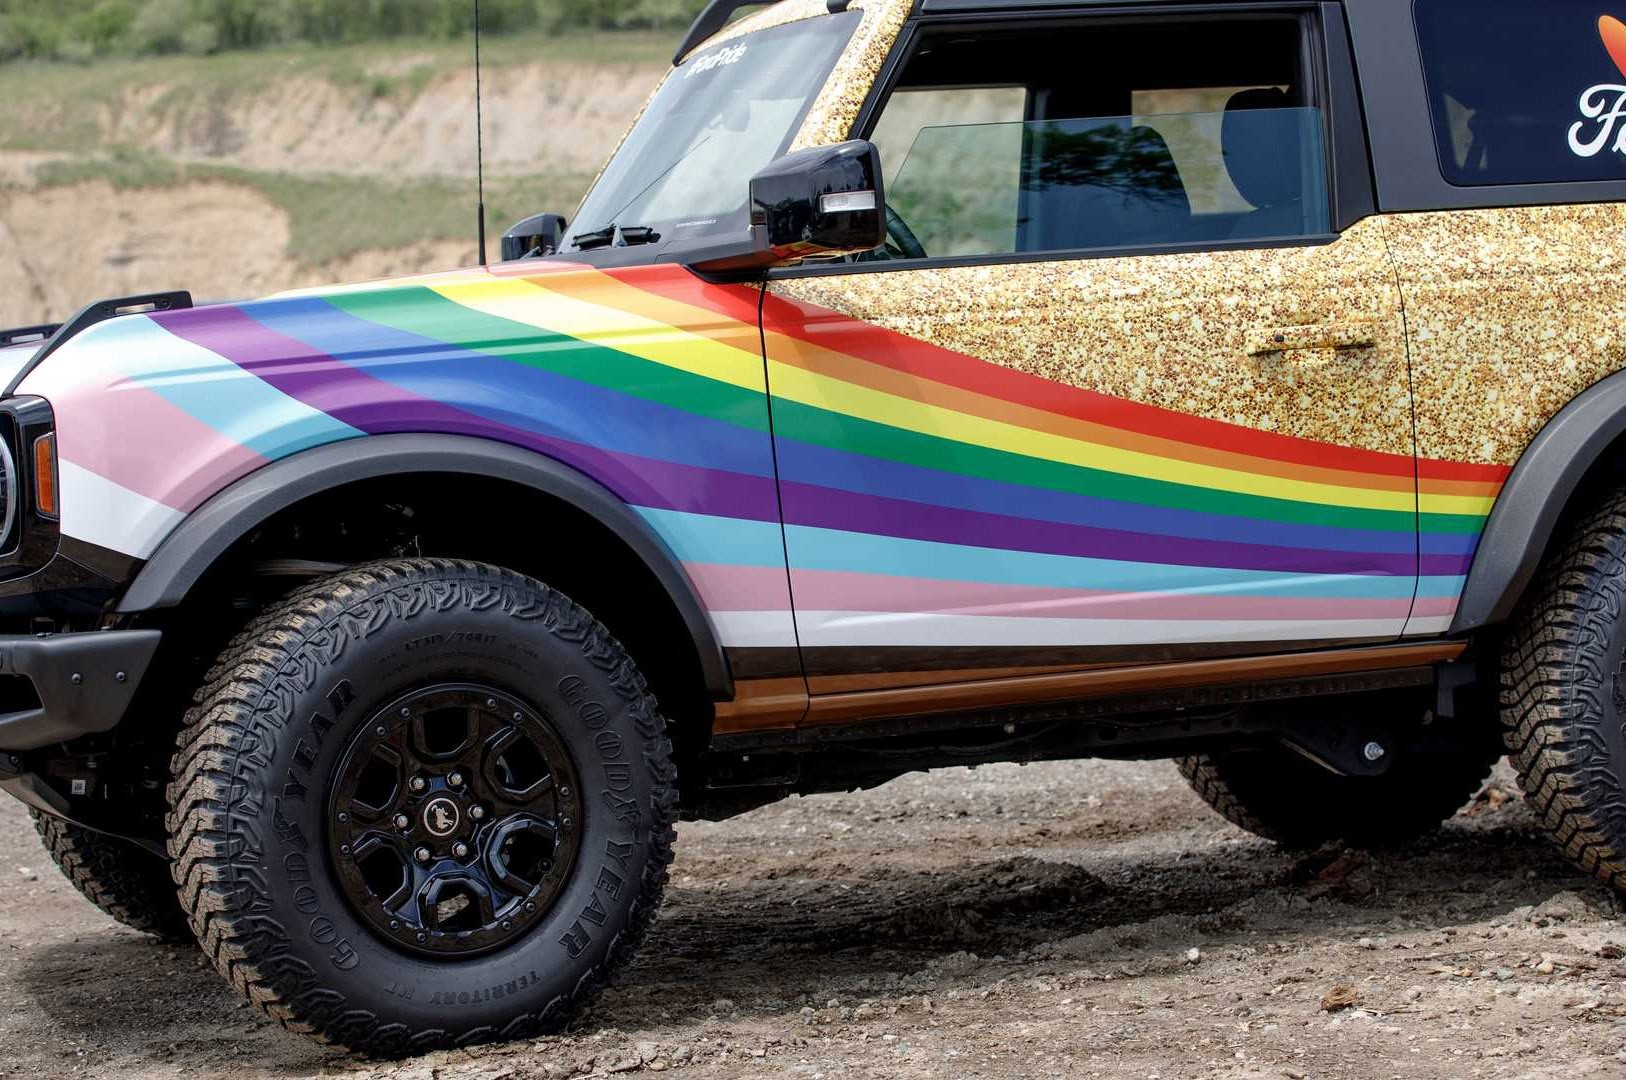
[166,559,677,1054]
[32,811,189,941]
[1179,733,1499,850]
[1501,489,1626,893]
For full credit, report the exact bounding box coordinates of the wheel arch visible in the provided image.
[1453,366,1626,633]
[116,433,733,700]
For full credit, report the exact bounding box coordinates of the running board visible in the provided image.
[712,640,1468,745]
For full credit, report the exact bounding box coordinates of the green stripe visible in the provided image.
[327,286,772,432]
[773,397,1458,533]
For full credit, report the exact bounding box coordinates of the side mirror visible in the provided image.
[501,213,568,261]
[751,140,885,260]
[688,140,886,274]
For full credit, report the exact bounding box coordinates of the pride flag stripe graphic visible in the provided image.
[22,262,1510,666]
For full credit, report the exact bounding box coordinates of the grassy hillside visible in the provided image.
[0,27,675,323]
[0,0,705,60]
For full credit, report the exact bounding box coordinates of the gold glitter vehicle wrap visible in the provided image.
[1383,205,1626,466]
[789,0,914,152]
[770,217,1415,456]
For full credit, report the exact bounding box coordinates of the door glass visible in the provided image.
[862,16,1330,261]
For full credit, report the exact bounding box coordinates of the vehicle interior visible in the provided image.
[864,14,1331,260]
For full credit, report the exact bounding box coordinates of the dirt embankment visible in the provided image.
[0,56,665,327]
[0,178,472,321]
[5,759,1626,1079]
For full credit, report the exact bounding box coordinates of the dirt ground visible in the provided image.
[3,758,1626,1079]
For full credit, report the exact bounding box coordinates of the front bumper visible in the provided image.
[0,630,160,752]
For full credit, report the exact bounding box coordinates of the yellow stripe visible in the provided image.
[770,360,1495,516]
[429,275,767,393]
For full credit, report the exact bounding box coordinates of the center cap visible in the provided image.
[422,796,461,838]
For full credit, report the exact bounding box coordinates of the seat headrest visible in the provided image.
[1222,87,1300,211]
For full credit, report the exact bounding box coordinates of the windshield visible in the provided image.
[568,10,861,251]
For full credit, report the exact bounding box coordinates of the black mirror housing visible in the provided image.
[501,212,568,261]
[751,140,885,260]
[688,140,886,275]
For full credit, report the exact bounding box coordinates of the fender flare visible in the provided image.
[1452,367,1626,633]
[116,434,733,699]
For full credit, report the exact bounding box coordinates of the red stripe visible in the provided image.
[760,289,1500,481]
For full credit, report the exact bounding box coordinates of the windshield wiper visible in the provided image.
[570,225,617,251]
[568,224,663,251]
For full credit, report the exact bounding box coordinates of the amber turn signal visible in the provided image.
[33,432,57,519]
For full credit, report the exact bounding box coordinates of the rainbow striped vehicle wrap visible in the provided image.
[18,261,1508,681]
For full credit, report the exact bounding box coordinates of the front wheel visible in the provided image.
[166,560,677,1054]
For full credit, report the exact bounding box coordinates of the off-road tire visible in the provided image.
[1502,489,1626,893]
[166,559,677,1055]
[31,811,190,941]
[1178,736,1499,849]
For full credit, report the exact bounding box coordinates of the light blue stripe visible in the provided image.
[79,316,360,458]
[637,508,788,569]
[784,523,1424,599]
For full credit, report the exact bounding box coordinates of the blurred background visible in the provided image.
[0,0,708,325]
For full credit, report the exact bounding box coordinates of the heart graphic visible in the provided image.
[1601,14,1626,78]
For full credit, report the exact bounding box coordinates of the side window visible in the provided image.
[1416,0,1626,186]
[862,15,1331,261]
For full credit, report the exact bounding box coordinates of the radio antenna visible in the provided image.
[473,0,488,267]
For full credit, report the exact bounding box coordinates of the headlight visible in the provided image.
[0,435,16,553]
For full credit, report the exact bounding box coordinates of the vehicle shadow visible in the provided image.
[16,814,1598,1061]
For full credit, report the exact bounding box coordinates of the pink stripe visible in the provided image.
[787,568,1415,622]
[48,377,266,511]
[684,563,795,611]
[1410,595,1459,618]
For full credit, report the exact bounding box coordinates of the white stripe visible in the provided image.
[790,611,1407,648]
[59,459,185,559]
[708,610,801,649]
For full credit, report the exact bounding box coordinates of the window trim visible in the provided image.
[768,0,1365,282]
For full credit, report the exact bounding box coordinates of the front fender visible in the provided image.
[117,433,733,698]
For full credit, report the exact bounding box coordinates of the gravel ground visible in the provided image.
[3,758,1625,1079]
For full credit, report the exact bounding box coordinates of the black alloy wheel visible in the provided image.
[327,684,583,958]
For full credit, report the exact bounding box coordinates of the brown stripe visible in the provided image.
[713,676,808,734]
[803,642,1466,727]
[806,663,1113,695]
[715,642,1466,734]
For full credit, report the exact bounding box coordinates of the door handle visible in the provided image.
[1249,321,1380,357]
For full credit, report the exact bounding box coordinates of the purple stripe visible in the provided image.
[780,479,1428,576]
[160,304,780,523]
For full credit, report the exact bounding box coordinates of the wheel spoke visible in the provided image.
[327,683,581,958]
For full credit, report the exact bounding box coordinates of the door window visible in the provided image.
[862,15,1332,261]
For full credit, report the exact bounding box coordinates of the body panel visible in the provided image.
[763,218,1500,683]
[16,263,801,678]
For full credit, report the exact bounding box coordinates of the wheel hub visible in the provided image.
[326,684,583,958]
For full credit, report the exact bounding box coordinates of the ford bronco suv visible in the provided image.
[3,0,1626,1053]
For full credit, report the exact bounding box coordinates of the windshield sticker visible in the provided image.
[687,43,748,79]
[1569,15,1626,157]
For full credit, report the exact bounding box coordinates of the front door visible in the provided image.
[761,6,1433,694]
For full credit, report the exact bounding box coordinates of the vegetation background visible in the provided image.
[0,0,707,324]
[0,0,709,60]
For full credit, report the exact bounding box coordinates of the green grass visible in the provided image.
[27,146,594,265]
[0,29,669,153]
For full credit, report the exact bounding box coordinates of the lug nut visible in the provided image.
[452,841,469,857]
[448,771,464,788]
[486,698,498,709]
[414,846,431,864]
[469,805,485,821]
[336,811,349,824]
[394,813,410,830]
[1362,741,1387,763]
[409,776,426,793]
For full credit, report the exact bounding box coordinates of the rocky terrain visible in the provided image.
[4,758,1626,1079]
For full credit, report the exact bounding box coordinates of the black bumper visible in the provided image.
[0,630,160,752]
